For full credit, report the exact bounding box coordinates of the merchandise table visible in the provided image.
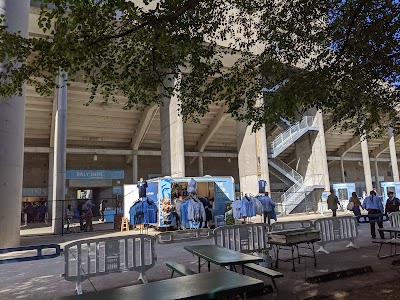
[268,228,321,272]
[57,269,264,300]
[184,244,263,274]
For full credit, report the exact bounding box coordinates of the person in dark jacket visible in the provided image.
[327,190,340,217]
[385,191,400,214]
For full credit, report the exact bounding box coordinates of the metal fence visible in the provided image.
[20,197,123,236]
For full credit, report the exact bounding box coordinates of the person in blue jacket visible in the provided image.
[258,192,276,225]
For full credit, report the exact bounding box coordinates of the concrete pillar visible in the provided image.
[388,127,400,182]
[340,158,345,183]
[237,122,259,195]
[47,151,54,222]
[198,155,204,177]
[160,73,185,177]
[294,110,330,190]
[132,154,138,183]
[374,159,381,195]
[360,136,373,192]
[0,0,29,247]
[257,125,271,193]
[316,111,330,191]
[52,72,68,234]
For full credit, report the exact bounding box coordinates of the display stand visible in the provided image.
[121,217,130,232]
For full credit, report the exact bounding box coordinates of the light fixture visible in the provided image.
[93,154,98,161]
[227,158,231,163]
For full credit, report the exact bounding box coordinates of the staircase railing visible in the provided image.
[268,116,318,158]
[268,157,303,183]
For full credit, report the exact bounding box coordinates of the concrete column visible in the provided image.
[360,136,373,192]
[340,158,345,183]
[52,72,68,234]
[316,111,330,191]
[295,110,330,190]
[388,127,400,182]
[374,159,381,195]
[0,0,29,247]
[257,125,271,193]
[47,151,54,222]
[160,73,185,177]
[198,155,204,177]
[237,122,259,195]
[132,154,138,183]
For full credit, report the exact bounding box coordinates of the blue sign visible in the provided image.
[66,170,124,180]
[113,186,122,194]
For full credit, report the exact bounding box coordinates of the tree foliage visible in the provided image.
[0,0,399,137]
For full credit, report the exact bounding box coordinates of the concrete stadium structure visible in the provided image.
[1,1,400,247]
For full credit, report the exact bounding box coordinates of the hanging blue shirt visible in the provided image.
[241,196,255,218]
[129,202,144,225]
[258,180,267,194]
[180,200,190,228]
[143,200,158,224]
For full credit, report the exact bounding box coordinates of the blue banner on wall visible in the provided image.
[66,170,124,180]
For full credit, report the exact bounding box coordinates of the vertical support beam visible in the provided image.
[340,158,345,183]
[160,72,185,177]
[316,111,330,191]
[360,136,373,193]
[52,71,68,234]
[237,122,259,195]
[257,125,271,194]
[0,0,29,247]
[374,159,381,195]
[388,127,400,182]
[47,152,54,222]
[132,154,138,183]
[198,155,204,177]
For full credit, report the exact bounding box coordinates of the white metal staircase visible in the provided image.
[267,116,321,214]
[268,116,319,158]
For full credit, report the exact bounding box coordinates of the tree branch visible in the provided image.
[336,1,365,59]
[91,0,204,45]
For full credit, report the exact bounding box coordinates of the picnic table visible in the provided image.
[268,228,320,272]
[374,227,400,258]
[184,244,263,274]
[57,269,264,300]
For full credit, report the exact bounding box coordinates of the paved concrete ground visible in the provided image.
[1,211,399,300]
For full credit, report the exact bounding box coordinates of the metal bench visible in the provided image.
[244,263,284,292]
[357,213,389,224]
[372,238,400,259]
[166,261,196,277]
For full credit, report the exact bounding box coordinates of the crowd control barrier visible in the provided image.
[213,223,270,253]
[63,234,156,294]
[156,228,213,244]
[357,213,389,224]
[271,220,313,231]
[313,216,358,254]
[0,244,61,264]
[389,211,400,228]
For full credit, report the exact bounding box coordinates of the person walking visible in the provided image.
[348,192,363,222]
[363,190,384,239]
[82,199,95,231]
[258,192,276,225]
[327,190,340,217]
[385,191,400,214]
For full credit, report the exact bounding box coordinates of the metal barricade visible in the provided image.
[0,244,61,264]
[213,223,270,253]
[63,234,156,294]
[271,220,313,231]
[389,211,400,227]
[313,216,358,254]
[156,229,213,244]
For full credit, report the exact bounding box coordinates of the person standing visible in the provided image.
[65,204,74,233]
[363,190,384,239]
[258,192,276,225]
[99,200,105,222]
[385,191,400,214]
[82,199,95,232]
[327,190,340,217]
